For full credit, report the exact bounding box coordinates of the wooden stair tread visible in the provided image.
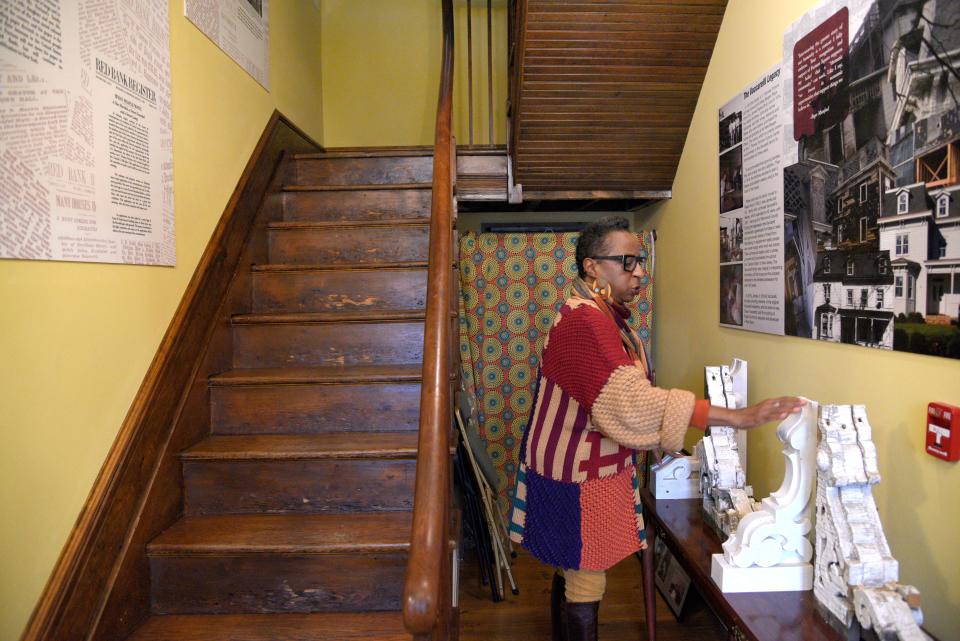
[210,363,428,385]
[127,612,408,641]
[181,432,419,460]
[252,260,429,273]
[232,309,430,325]
[283,183,432,192]
[267,219,430,231]
[148,512,412,555]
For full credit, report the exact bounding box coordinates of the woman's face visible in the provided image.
[582,230,647,305]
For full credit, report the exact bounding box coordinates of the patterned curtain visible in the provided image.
[457,231,656,516]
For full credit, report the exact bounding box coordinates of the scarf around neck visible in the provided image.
[570,277,653,383]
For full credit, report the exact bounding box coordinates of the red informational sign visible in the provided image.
[927,402,960,462]
[792,7,849,140]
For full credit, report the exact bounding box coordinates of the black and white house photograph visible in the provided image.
[784,0,960,358]
[720,145,743,214]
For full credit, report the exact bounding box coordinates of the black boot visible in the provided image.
[564,601,599,641]
[551,572,566,641]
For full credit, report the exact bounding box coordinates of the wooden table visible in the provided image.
[639,489,845,641]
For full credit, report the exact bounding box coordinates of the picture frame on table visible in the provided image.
[653,535,692,619]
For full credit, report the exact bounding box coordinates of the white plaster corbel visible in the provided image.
[696,359,756,535]
[813,405,928,640]
[710,399,818,592]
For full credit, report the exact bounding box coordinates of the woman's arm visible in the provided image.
[707,396,805,430]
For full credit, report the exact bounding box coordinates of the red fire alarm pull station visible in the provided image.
[927,402,960,462]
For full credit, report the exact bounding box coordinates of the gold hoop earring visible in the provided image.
[591,278,611,301]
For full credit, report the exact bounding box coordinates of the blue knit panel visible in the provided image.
[522,468,582,569]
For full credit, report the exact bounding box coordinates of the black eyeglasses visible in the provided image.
[591,254,647,271]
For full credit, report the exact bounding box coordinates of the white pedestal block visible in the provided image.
[711,554,813,593]
[652,476,700,500]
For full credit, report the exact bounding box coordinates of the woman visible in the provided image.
[508,216,803,641]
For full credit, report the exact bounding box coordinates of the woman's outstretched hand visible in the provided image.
[707,397,805,431]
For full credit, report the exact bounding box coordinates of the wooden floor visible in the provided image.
[459,549,727,641]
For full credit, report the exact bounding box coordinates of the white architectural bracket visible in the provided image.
[711,399,818,593]
[650,454,701,500]
[697,359,757,537]
[814,405,928,641]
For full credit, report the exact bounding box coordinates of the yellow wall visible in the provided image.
[0,3,323,639]
[321,0,508,148]
[639,2,959,640]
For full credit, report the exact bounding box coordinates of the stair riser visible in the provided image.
[183,459,415,515]
[458,154,508,174]
[293,156,432,186]
[282,190,432,222]
[268,226,430,264]
[252,269,428,314]
[232,321,425,368]
[150,553,407,614]
[211,382,423,434]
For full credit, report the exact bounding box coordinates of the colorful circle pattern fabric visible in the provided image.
[458,231,656,517]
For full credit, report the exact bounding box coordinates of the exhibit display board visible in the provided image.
[185,0,269,89]
[719,0,960,360]
[0,1,174,266]
[719,66,784,333]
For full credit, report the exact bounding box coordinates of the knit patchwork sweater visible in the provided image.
[509,296,709,571]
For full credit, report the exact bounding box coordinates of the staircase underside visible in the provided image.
[511,0,727,198]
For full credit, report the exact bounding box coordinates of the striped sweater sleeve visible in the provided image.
[541,302,696,452]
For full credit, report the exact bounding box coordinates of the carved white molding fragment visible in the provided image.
[696,359,758,537]
[650,453,701,500]
[814,405,928,641]
[711,399,818,592]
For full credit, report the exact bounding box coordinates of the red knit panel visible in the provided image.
[578,468,643,570]
[542,303,633,414]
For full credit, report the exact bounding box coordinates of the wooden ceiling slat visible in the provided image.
[519,163,679,169]
[518,122,690,129]
[524,53,713,65]
[520,80,704,91]
[521,101,699,112]
[517,139,686,146]
[525,32,720,47]
[520,178,677,184]
[519,139,687,147]
[518,116,693,125]
[520,182,675,190]
[522,93,699,101]
[529,11,722,24]
[519,130,690,139]
[519,176,679,182]
[517,149,684,157]
[528,1,726,15]
[519,100,703,111]
[528,24,723,35]
[524,64,709,74]
[520,90,698,100]
[518,152,683,158]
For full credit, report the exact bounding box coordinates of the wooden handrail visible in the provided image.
[403,0,456,638]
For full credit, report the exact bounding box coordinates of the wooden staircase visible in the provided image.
[127,148,445,641]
